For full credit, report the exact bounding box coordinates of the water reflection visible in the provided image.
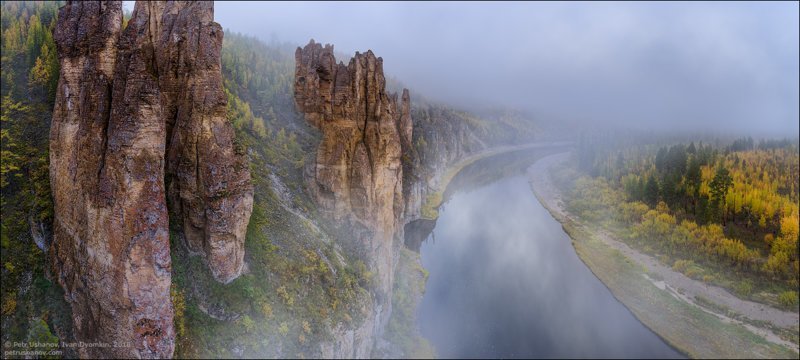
[417,171,683,358]
[406,147,565,253]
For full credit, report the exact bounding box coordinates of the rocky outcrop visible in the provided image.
[152,1,253,283]
[294,40,414,352]
[49,2,170,358]
[49,1,252,357]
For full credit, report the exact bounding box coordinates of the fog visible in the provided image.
[123,1,799,134]
[416,150,681,358]
[111,3,795,356]
[185,1,795,136]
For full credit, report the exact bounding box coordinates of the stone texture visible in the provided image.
[50,1,173,357]
[49,1,251,357]
[294,40,415,353]
[153,1,253,283]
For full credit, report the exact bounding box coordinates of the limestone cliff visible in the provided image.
[49,1,252,357]
[294,40,414,353]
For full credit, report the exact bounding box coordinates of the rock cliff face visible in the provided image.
[404,104,494,221]
[294,40,414,353]
[151,1,253,283]
[49,1,252,357]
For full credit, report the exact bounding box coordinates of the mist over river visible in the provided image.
[415,152,683,358]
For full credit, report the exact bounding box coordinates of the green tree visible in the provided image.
[666,144,687,176]
[709,166,733,223]
[644,174,659,207]
[655,147,667,172]
[661,174,679,207]
[685,156,701,193]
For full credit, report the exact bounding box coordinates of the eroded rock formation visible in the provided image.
[49,1,252,357]
[294,40,415,353]
[151,0,253,283]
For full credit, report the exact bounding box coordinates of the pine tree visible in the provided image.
[710,166,733,224]
[645,174,659,207]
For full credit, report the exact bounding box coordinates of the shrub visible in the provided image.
[672,259,694,272]
[1,294,17,315]
[278,322,290,336]
[763,233,774,245]
[259,302,273,318]
[777,291,799,308]
[734,281,753,297]
[618,201,649,223]
[239,315,256,333]
[684,266,703,279]
[277,285,294,306]
[171,285,186,338]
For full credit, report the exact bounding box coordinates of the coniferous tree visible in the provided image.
[709,166,733,224]
[645,174,660,207]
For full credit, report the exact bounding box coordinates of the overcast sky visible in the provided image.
[125,1,799,135]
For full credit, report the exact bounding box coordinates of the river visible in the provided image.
[413,150,683,358]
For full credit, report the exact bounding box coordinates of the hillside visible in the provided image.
[0,2,541,358]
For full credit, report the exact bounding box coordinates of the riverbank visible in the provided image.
[420,141,571,219]
[528,152,799,358]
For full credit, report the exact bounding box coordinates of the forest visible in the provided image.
[1,1,67,352]
[565,134,799,308]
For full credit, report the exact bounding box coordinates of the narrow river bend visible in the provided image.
[413,150,683,358]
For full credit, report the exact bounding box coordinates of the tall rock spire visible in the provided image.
[49,1,252,357]
[294,40,415,353]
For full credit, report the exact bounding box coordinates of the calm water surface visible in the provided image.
[417,171,683,358]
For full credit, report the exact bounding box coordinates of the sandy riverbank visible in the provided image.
[528,152,799,358]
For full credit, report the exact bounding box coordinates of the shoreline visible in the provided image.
[527,152,799,358]
[419,141,572,219]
